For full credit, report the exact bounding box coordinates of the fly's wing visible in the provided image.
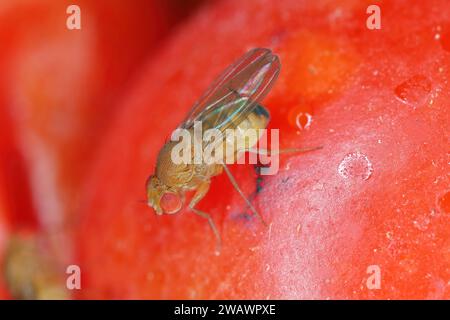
[180,48,280,134]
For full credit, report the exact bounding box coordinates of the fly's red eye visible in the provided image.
[160,193,182,214]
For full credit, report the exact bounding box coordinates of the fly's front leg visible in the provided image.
[189,181,222,255]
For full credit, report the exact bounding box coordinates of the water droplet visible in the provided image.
[438,191,450,213]
[288,106,313,129]
[434,25,442,40]
[338,152,373,181]
[295,112,313,130]
[394,75,432,108]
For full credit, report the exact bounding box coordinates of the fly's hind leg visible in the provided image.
[189,180,222,255]
[221,163,267,227]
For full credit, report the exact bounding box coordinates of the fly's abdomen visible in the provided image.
[220,104,270,162]
[252,104,270,122]
[238,104,270,133]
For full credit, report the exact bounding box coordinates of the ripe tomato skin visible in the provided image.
[75,0,449,299]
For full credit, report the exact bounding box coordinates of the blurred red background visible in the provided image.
[0,0,204,298]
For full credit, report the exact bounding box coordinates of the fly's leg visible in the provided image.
[221,163,267,226]
[189,181,222,255]
[248,146,323,155]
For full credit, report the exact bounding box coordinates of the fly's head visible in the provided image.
[146,175,184,215]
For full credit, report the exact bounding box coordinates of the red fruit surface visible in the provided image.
[75,0,449,299]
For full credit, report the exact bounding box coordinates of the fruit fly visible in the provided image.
[146,48,319,253]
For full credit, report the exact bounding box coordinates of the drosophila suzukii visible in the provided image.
[146,48,320,253]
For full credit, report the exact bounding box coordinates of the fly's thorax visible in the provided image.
[222,104,270,161]
[193,162,223,180]
[156,141,195,187]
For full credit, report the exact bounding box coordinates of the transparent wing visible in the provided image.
[180,48,280,134]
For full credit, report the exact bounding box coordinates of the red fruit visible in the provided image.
[76,0,449,299]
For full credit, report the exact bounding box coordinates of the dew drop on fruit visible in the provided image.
[287,106,313,130]
[295,112,312,130]
[394,75,432,108]
[434,25,442,40]
[338,152,373,181]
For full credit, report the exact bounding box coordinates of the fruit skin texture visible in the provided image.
[76,0,449,299]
